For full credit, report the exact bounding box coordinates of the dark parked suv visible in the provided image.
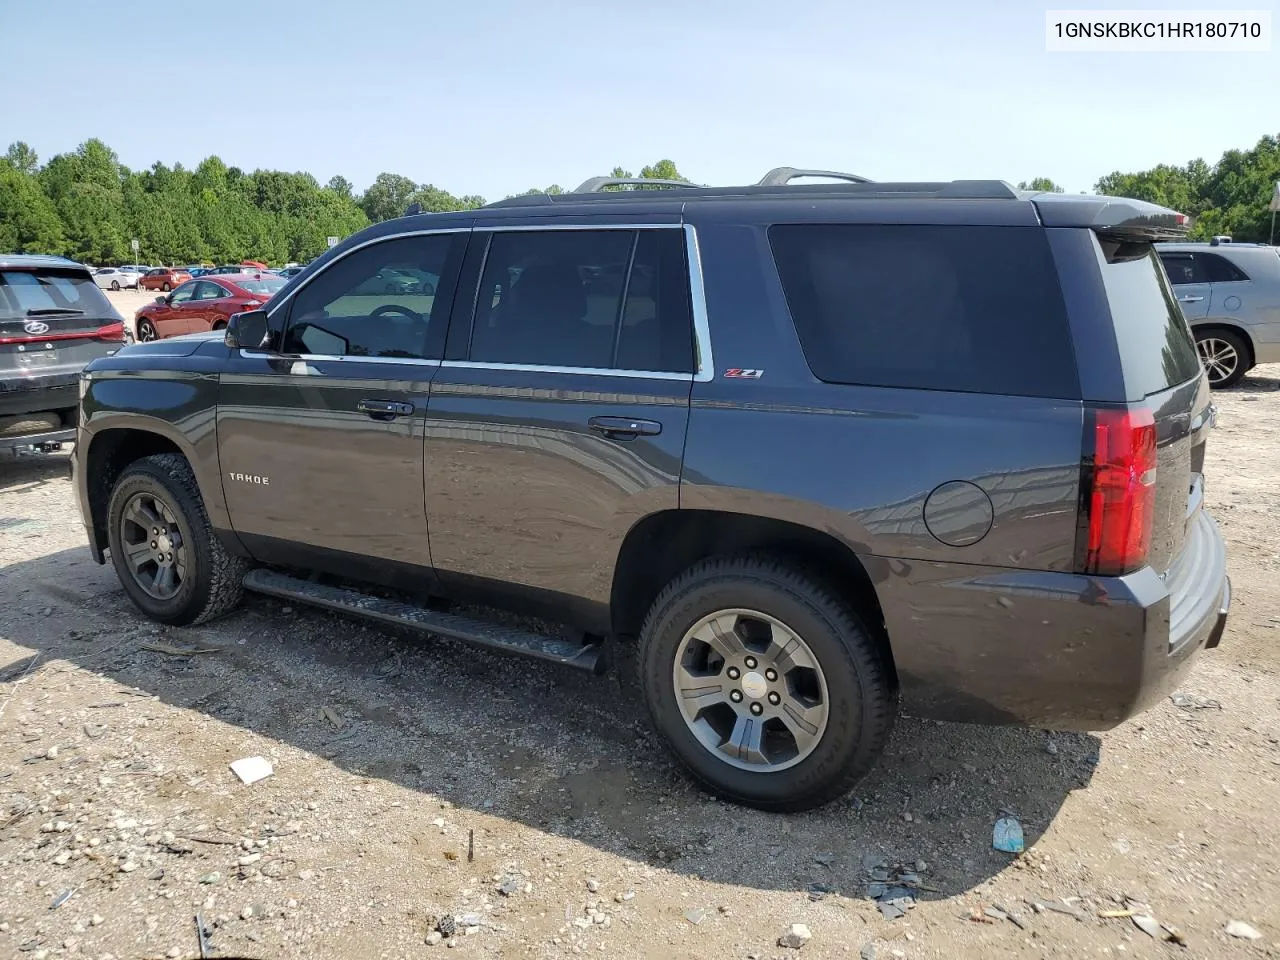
[2,255,127,455]
[72,170,1230,810]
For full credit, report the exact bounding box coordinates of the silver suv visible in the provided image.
[1158,241,1280,388]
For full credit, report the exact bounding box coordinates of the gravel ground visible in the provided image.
[1,307,1277,959]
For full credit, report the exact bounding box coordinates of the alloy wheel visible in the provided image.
[118,492,188,601]
[1198,337,1239,386]
[138,320,157,342]
[672,608,830,772]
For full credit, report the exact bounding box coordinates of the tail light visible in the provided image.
[94,321,126,343]
[1075,407,1157,576]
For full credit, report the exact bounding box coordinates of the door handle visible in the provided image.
[1178,295,1205,303]
[588,416,662,439]
[357,399,414,420]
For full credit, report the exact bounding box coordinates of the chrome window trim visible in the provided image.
[683,223,714,383]
[472,222,683,232]
[249,222,715,382]
[438,360,690,381]
[238,349,441,367]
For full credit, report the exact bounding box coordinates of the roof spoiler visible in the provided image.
[1032,194,1190,241]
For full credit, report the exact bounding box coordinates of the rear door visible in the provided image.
[1157,252,1213,319]
[424,222,696,619]
[216,229,467,578]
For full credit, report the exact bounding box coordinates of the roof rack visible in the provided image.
[573,176,702,193]
[758,167,872,186]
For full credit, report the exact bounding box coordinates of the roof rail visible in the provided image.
[758,167,873,186]
[573,176,701,193]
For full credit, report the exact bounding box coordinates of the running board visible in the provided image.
[242,569,605,674]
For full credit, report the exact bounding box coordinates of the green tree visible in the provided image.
[359,173,418,222]
[1017,177,1065,193]
[326,175,353,199]
[4,141,39,176]
[0,161,66,254]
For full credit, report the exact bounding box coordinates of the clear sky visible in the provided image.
[1,0,1274,199]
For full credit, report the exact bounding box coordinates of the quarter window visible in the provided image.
[281,234,455,359]
[465,229,694,373]
[1199,253,1249,283]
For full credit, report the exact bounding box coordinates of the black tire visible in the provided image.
[211,320,227,331]
[106,453,248,626]
[1195,328,1250,389]
[137,318,157,342]
[637,555,895,812]
[162,282,171,292]
[111,280,121,291]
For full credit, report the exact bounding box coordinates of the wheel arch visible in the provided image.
[610,509,896,685]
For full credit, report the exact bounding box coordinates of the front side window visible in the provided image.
[466,229,694,373]
[169,282,197,304]
[281,234,455,359]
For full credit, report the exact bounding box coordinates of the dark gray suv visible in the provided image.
[72,171,1231,810]
[1,255,126,456]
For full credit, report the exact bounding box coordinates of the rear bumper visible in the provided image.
[0,373,79,419]
[877,509,1230,730]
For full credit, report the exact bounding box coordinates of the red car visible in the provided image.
[133,273,286,342]
[138,267,192,292]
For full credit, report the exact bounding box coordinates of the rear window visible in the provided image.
[768,224,1080,398]
[1098,240,1202,396]
[0,268,116,321]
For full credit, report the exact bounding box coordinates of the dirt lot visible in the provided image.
[1,323,1278,958]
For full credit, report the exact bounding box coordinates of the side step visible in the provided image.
[242,569,606,675]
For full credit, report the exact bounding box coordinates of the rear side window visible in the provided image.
[1200,252,1249,283]
[1098,241,1201,396]
[0,269,116,321]
[768,224,1079,398]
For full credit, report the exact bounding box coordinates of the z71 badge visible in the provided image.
[723,368,764,379]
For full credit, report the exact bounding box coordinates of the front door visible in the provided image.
[216,230,468,578]
[425,222,698,622]
[150,281,199,337]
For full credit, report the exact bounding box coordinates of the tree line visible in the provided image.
[2,135,1277,265]
[0,140,692,266]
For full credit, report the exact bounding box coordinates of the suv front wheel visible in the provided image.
[106,453,249,626]
[637,555,896,812]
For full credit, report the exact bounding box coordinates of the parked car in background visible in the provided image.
[132,273,287,342]
[277,266,305,279]
[120,264,153,275]
[1,254,126,455]
[138,267,192,292]
[93,266,142,291]
[1157,242,1280,388]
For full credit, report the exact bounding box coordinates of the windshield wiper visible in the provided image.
[26,308,85,316]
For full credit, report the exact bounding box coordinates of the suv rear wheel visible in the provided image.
[106,453,248,626]
[1195,328,1249,388]
[637,555,895,811]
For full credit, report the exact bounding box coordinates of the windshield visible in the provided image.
[0,268,116,321]
[235,278,286,295]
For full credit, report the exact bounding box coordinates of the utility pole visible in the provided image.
[1270,182,1280,246]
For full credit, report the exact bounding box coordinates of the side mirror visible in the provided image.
[225,309,271,351]
[155,295,166,304]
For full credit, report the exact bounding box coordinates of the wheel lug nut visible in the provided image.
[150,541,157,548]
[744,656,757,669]
[726,667,740,680]
[750,702,763,715]
[768,692,781,705]
[730,690,743,703]
[765,668,778,682]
